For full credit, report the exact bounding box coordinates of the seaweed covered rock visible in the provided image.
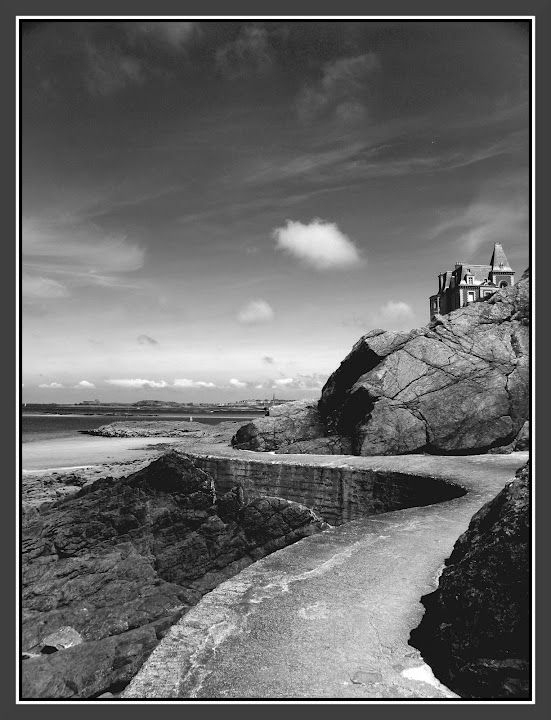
[409,462,530,698]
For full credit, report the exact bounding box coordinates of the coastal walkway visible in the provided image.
[123,450,528,700]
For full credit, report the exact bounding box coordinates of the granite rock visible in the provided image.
[409,462,530,698]
[233,276,529,456]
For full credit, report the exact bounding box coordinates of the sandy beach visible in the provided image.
[22,435,185,473]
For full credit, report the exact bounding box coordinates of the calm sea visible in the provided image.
[21,413,257,444]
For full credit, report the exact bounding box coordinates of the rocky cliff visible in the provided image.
[409,462,530,698]
[21,451,327,699]
[233,274,529,456]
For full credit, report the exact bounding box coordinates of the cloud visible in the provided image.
[137,334,159,346]
[216,26,274,79]
[262,355,275,364]
[297,53,381,123]
[376,301,414,326]
[75,380,96,389]
[237,299,275,325]
[125,21,199,51]
[431,200,528,255]
[173,378,217,389]
[23,274,69,300]
[84,43,144,96]
[23,216,145,291]
[106,378,168,389]
[344,301,414,331]
[229,378,247,388]
[273,219,362,270]
[272,374,327,390]
[38,382,63,389]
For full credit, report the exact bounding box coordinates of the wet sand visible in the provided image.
[22,435,185,473]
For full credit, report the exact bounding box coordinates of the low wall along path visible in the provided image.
[121,447,528,700]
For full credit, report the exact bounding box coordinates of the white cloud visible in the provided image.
[23,274,69,300]
[229,378,247,388]
[174,378,216,388]
[272,374,327,390]
[106,378,168,389]
[343,301,415,331]
[75,380,96,389]
[273,219,362,270]
[297,53,381,123]
[237,299,275,325]
[38,382,63,389]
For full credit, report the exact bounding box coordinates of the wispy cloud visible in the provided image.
[137,334,159,346]
[23,274,69,300]
[174,378,216,388]
[273,219,363,270]
[106,378,168,389]
[84,43,144,96]
[38,382,64,389]
[237,299,275,325]
[23,216,145,294]
[74,380,95,388]
[262,355,275,364]
[431,201,528,255]
[125,21,199,52]
[216,26,274,79]
[297,53,381,123]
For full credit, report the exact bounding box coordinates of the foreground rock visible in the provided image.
[233,275,529,456]
[409,462,530,698]
[21,451,327,698]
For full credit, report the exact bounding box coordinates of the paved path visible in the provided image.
[123,452,528,700]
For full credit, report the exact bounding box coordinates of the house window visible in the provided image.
[467,276,473,284]
[467,291,475,303]
[499,280,508,288]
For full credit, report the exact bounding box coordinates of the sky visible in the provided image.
[21,19,530,403]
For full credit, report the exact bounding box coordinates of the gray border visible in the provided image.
[5,1,548,717]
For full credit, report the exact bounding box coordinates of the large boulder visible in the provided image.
[318,274,529,455]
[231,400,346,453]
[234,276,529,456]
[409,462,530,698]
[21,451,327,698]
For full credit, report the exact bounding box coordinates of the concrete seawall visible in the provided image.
[187,449,466,525]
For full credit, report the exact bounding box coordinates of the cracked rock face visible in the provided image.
[233,275,529,456]
[21,451,327,698]
[409,462,530,699]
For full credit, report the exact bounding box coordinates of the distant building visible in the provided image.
[429,242,515,321]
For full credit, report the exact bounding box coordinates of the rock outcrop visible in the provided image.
[21,451,327,698]
[233,275,529,456]
[409,462,530,698]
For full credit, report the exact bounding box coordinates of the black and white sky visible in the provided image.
[22,19,530,402]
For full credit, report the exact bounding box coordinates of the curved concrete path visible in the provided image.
[123,451,528,700]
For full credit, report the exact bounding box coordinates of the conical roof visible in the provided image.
[489,243,513,272]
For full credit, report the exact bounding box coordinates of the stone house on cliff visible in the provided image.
[429,242,515,321]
